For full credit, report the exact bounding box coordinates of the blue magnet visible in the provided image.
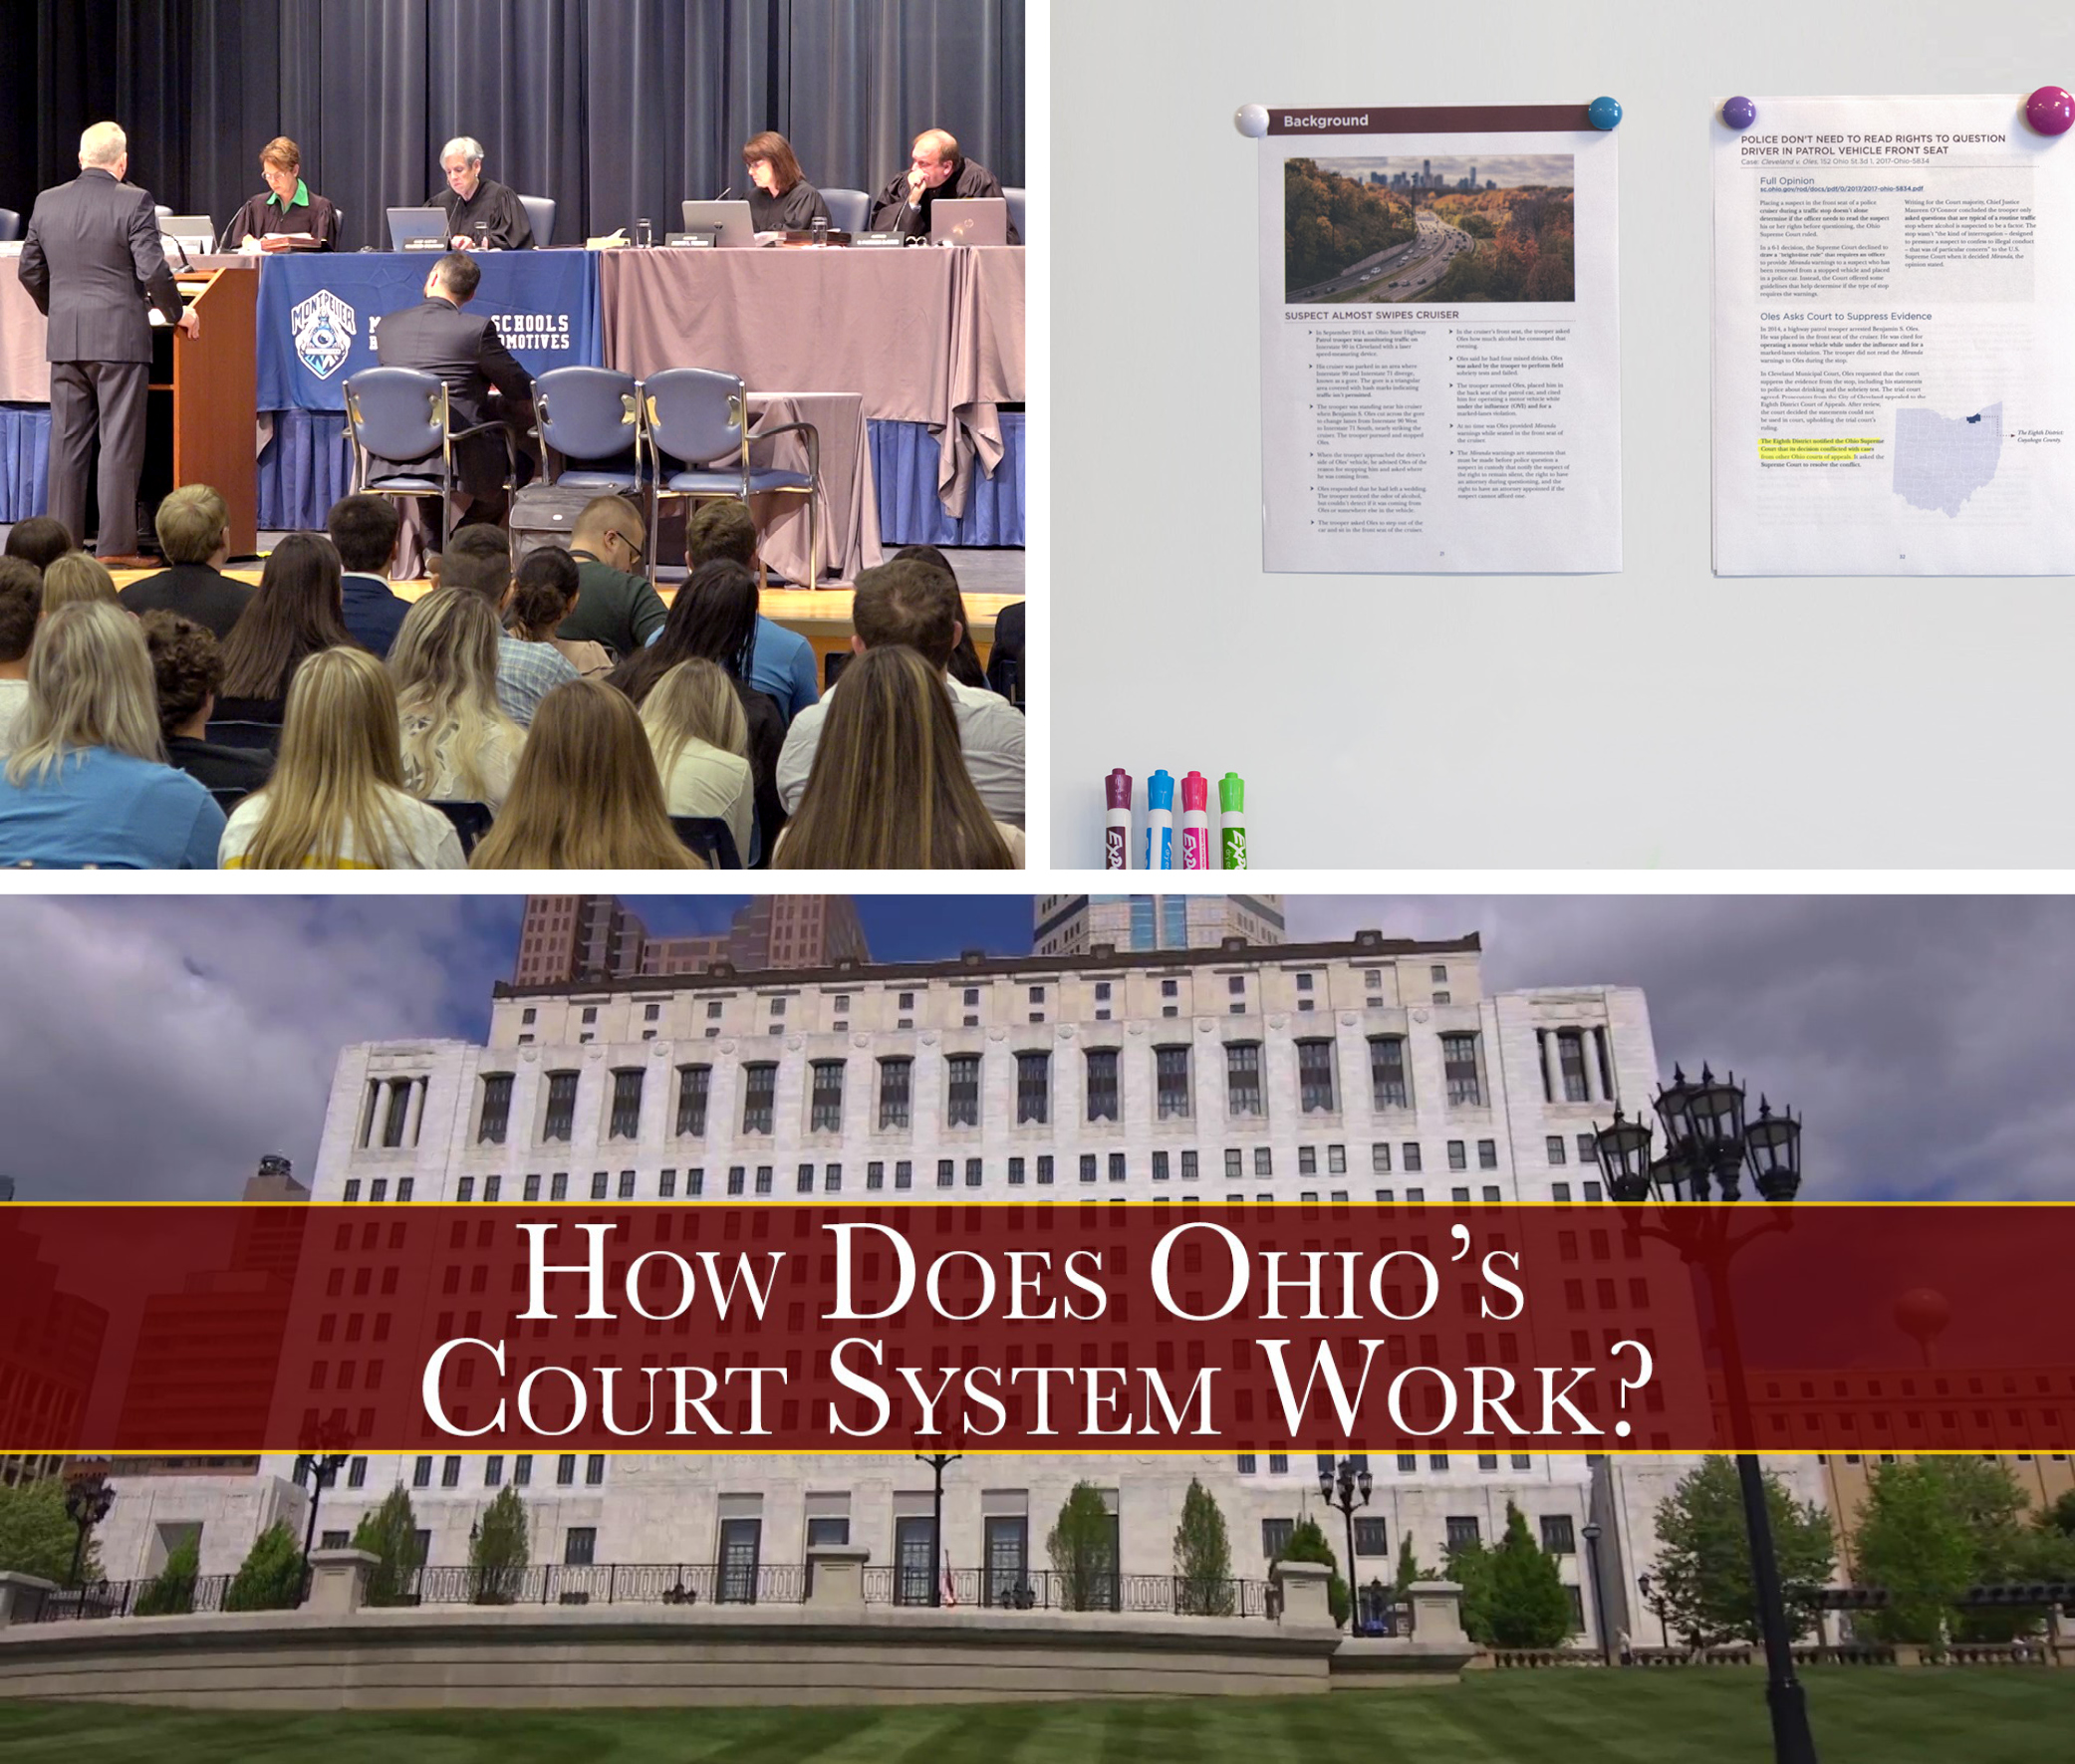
[1588,96,1622,131]
[1722,96,1757,131]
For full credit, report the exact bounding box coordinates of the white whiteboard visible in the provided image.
[1048,0,2075,869]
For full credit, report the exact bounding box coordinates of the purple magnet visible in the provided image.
[1721,97,1757,131]
[2026,87,2075,135]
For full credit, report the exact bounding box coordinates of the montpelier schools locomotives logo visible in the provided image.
[291,290,357,379]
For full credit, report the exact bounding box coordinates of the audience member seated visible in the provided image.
[117,484,251,637]
[508,547,610,676]
[561,495,665,659]
[774,645,1019,870]
[469,677,702,871]
[215,531,356,726]
[778,558,1023,828]
[4,517,75,573]
[439,525,578,725]
[640,657,755,865]
[742,130,833,233]
[42,551,121,613]
[985,597,1025,701]
[140,612,273,800]
[389,587,525,811]
[894,543,988,689]
[0,602,224,868]
[329,494,411,658]
[219,646,463,869]
[608,559,786,863]
[0,558,44,756]
[687,499,819,722]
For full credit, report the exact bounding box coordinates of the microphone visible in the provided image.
[714,184,732,201]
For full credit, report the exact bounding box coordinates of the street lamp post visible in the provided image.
[916,1451,962,1608]
[1638,1571,1671,1648]
[62,1464,115,1589]
[1595,1065,1815,1764]
[295,1451,351,1569]
[1581,1521,1612,1661]
[1316,1457,1375,1634]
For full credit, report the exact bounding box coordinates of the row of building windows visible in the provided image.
[1251,1510,1576,1559]
[462,1032,1526,1151]
[1237,1451,1538,1476]
[295,1452,608,1491]
[338,1161,1612,1203]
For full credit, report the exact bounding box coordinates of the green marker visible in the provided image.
[1219,772,1247,870]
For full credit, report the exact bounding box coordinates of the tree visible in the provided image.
[1488,1503,1573,1648]
[1047,1482,1116,1612]
[469,1485,530,1605]
[1170,1477,1233,1617]
[2041,1489,2075,1540]
[0,1477,100,1585]
[1653,1457,1835,1647]
[1271,1517,1350,1628]
[132,1535,200,1616]
[1444,1535,1495,1644]
[1393,1532,1437,1598]
[349,1485,424,1608]
[1856,1457,2072,1644]
[223,1522,306,1612]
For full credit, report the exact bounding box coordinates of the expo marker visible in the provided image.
[1145,770,1174,871]
[1219,772,1247,870]
[1180,771,1210,870]
[1104,769,1132,871]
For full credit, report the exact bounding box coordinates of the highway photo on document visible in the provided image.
[1285,153,1576,305]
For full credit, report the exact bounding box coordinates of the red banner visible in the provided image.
[2,1202,2070,1455]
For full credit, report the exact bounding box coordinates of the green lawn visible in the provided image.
[1,1670,2072,1763]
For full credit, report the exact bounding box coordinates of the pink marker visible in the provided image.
[1180,771,1211,870]
[1105,769,1133,870]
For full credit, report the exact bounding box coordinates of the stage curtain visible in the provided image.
[0,1,1024,254]
[0,404,52,522]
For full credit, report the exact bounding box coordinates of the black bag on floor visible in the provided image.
[508,484,603,569]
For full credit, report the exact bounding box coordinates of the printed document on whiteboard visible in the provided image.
[1712,95,2075,574]
[1257,106,1621,573]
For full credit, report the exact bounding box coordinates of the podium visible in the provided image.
[144,266,257,555]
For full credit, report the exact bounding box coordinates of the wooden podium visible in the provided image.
[144,266,257,555]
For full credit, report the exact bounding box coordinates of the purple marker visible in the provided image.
[1144,770,1174,871]
[1105,769,1132,871]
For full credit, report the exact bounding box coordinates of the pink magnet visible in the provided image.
[2026,87,2074,135]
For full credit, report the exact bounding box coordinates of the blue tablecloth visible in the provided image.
[256,250,604,411]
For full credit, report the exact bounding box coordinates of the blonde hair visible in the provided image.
[641,657,748,783]
[4,602,165,787]
[470,678,702,871]
[41,552,121,613]
[389,587,522,802]
[234,647,416,869]
[775,644,1012,870]
[153,485,230,565]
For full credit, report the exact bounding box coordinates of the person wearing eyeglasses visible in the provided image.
[558,494,666,662]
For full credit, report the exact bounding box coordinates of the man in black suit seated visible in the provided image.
[17,122,199,565]
[869,128,1019,243]
[374,252,534,529]
[140,611,272,801]
[118,483,252,639]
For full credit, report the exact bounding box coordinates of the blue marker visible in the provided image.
[1144,769,1174,870]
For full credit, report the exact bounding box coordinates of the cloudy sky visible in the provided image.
[1,893,2066,1203]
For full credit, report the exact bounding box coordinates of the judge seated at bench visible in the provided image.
[225,137,338,251]
[429,136,534,250]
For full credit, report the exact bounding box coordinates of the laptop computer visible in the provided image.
[387,207,451,251]
[157,216,216,261]
[928,198,1008,246]
[678,199,759,248]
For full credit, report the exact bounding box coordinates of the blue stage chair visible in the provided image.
[642,368,820,589]
[534,367,646,493]
[821,188,871,235]
[519,195,555,246]
[344,367,517,553]
[1003,186,1026,247]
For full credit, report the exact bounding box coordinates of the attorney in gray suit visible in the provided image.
[17,122,198,564]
